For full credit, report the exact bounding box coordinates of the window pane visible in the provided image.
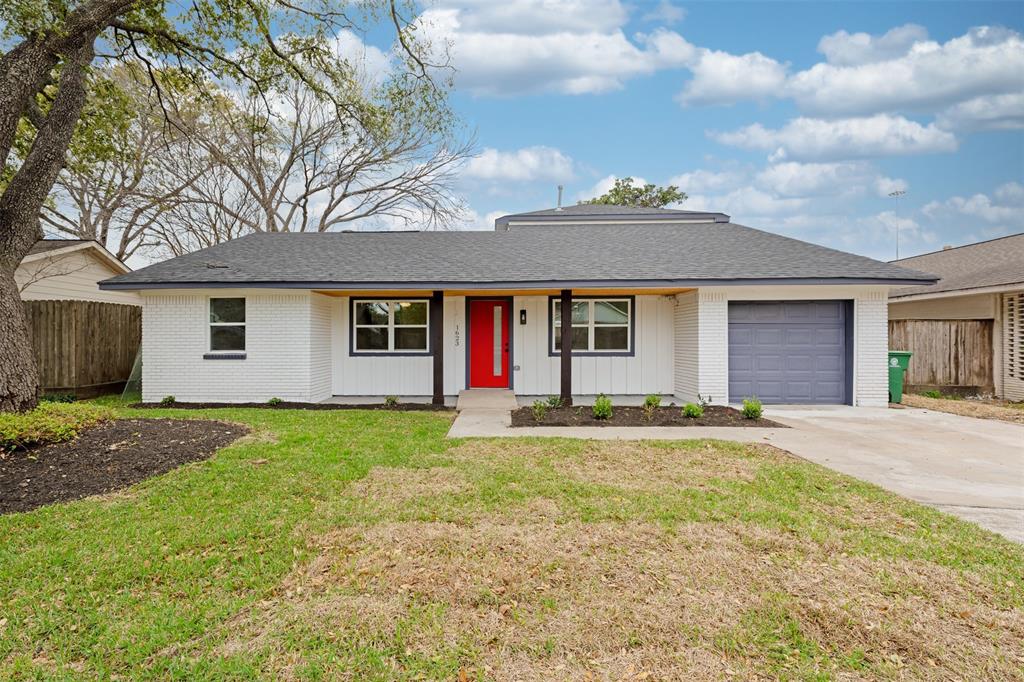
[355,302,389,326]
[594,300,629,324]
[552,300,589,323]
[210,298,245,323]
[553,325,590,350]
[393,301,427,325]
[211,325,245,351]
[395,327,427,350]
[594,326,628,350]
[355,327,388,350]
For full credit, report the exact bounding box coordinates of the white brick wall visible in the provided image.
[673,292,699,401]
[141,290,317,402]
[697,290,729,404]
[854,291,889,407]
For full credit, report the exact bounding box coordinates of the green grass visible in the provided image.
[1,400,1021,680]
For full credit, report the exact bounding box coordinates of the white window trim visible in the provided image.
[208,297,246,353]
[551,298,632,354]
[352,299,430,354]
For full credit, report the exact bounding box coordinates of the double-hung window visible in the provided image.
[551,298,632,354]
[209,298,245,351]
[353,299,429,353]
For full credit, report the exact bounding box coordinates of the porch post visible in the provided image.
[560,289,573,406]
[430,291,444,406]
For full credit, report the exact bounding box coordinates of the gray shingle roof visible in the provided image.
[27,239,92,256]
[889,233,1024,298]
[101,222,935,290]
[494,204,730,227]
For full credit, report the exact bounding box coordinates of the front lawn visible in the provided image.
[1,404,1021,680]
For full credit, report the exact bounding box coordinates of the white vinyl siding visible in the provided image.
[1004,292,1024,401]
[16,250,140,306]
[673,291,699,401]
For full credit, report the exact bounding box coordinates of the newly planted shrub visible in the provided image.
[385,395,399,407]
[0,403,114,452]
[546,395,563,408]
[160,395,176,406]
[593,394,613,420]
[267,397,283,406]
[741,397,763,420]
[682,402,704,418]
[532,400,548,422]
[642,394,661,421]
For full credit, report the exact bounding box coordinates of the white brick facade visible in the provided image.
[140,285,892,405]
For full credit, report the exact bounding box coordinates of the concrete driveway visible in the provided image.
[762,406,1024,543]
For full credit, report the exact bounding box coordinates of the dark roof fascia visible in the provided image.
[99,276,936,291]
[493,212,730,229]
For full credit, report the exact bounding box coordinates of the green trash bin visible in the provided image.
[888,350,912,404]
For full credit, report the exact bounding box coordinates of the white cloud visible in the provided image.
[677,49,787,106]
[787,26,1024,116]
[936,93,1024,131]
[754,161,893,198]
[711,115,958,161]
[922,183,1024,225]
[464,146,575,182]
[874,176,909,198]
[817,24,929,66]
[642,1,686,25]
[685,187,809,217]
[335,30,391,86]
[417,4,696,95]
[575,174,648,202]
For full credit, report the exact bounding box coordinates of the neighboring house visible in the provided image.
[99,205,934,406]
[889,234,1024,400]
[17,239,141,306]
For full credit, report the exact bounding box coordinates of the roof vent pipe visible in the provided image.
[556,185,563,211]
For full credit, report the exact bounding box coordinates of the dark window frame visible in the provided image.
[546,295,636,357]
[208,297,246,354]
[350,297,432,356]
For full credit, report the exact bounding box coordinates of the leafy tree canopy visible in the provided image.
[584,177,686,208]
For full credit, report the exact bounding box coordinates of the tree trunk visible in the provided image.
[0,265,38,412]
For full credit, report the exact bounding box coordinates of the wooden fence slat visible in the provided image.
[888,319,993,390]
[23,300,141,395]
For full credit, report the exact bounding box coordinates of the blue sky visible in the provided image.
[375,0,1024,261]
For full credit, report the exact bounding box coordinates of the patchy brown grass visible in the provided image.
[903,394,1024,425]
[187,438,1024,681]
[211,518,1023,681]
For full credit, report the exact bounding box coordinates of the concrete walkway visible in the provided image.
[447,400,1024,543]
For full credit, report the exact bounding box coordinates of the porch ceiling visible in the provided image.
[311,287,697,297]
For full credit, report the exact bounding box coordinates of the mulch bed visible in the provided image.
[511,405,785,428]
[0,419,248,515]
[132,401,451,411]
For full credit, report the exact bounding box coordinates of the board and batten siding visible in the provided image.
[673,291,699,400]
[330,295,466,396]
[1004,292,1024,401]
[17,249,141,306]
[141,290,318,402]
[512,295,675,396]
[309,293,334,402]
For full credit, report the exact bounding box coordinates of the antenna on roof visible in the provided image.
[556,185,564,211]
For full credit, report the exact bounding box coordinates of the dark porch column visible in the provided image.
[430,291,444,406]
[559,289,573,406]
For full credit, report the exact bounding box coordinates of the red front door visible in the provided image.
[469,300,510,388]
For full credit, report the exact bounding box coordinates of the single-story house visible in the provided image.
[99,205,935,406]
[889,233,1024,400]
[17,239,140,306]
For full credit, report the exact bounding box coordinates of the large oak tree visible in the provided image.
[0,0,449,411]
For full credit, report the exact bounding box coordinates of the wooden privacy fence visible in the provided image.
[888,319,993,392]
[25,300,141,397]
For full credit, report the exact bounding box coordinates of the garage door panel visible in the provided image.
[729,301,848,405]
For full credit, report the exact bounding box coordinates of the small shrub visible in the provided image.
[642,394,660,421]
[682,402,704,418]
[741,397,763,420]
[267,397,283,406]
[384,395,399,407]
[922,389,942,399]
[40,393,76,404]
[593,394,613,420]
[0,403,113,452]
[160,395,176,406]
[532,400,548,422]
[546,395,563,408]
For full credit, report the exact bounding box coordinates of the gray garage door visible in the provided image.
[729,301,849,404]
